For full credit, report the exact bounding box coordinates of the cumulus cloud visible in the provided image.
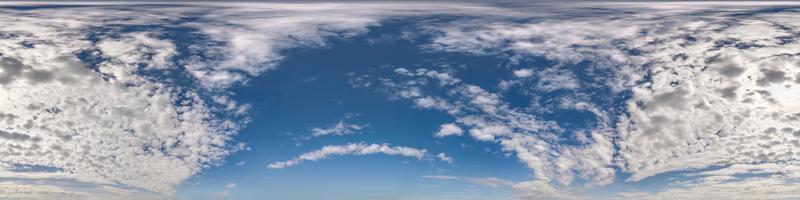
[434,123,464,138]
[267,143,431,169]
[611,8,800,183]
[0,21,244,194]
[513,69,534,78]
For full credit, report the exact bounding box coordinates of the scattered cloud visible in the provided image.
[365,2,800,199]
[513,69,534,78]
[534,67,580,92]
[435,123,464,138]
[4,1,800,199]
[0,2,510,196]
[370,67,616,191]
[217,182,237,199]
[437,153,454,163]
[310,120,365,137]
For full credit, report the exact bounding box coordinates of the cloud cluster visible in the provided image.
[616,162,800,199]
[0,2,513,196]
[363,2,800,199]
[613,9,800,184]
[3,1,800,199]
[0,27,241,194]
[365,66,617,192]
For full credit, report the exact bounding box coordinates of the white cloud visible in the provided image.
[0,6,251,196]
[97,32,177,70]
[534,67,580,92]
[217,182,237,199]
[179,2,507,89]
[612,9,800,183]
[267,143,430,169]
[0,34,244,195]
[374,67,616,191]
[435,123,464,138]
[420,16,645,92]
[437,153,454,163]
[615,163,800,200]
[415,96,450,109]
[309,120,365,137]
[513,69,533,78]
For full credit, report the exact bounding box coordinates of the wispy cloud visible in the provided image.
[268,143,431,170]
[424,175,514,188]
[310,120,365,137]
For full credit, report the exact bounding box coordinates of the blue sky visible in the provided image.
[1,1,800,200]
[177,23,536,199]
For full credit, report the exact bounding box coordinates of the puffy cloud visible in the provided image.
[513,69,534,78]
[434,123,464,138]
[0,53,242,194]
[0,18,245,193]
[612,8,800,182]
[267,143,431,169]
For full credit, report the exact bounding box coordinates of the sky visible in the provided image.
[0,1,800,200]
